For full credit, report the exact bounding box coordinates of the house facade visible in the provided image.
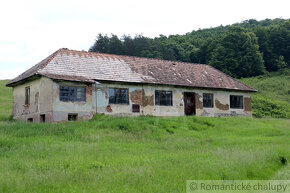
[6,48,256,122]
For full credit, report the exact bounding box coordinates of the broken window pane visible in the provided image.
[121,89,128,104]
[60,86,86,102]
[155,91,160,105]
[166,91,172,106]
[108,88,129,104]
[203,93,213,108]
[155,90,172,106]
[230,95,243,109]
[109,88,115,103]
[25,87,30,105]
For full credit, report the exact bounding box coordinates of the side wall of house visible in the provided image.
[95,83,252,117]
[12,80,252,122]
[51,81,96,122]
[12,77,54,122]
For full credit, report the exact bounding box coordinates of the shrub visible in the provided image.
[252,95,290,118]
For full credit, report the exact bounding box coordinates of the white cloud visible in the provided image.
[0,0,289,79]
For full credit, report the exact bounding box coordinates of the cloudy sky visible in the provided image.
[0,0,289,79]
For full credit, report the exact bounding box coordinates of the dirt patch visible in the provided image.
[244,97,251,111]
[215,99,229,110]
[195,93,203,109]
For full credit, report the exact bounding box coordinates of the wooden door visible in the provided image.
[184,92,196,115]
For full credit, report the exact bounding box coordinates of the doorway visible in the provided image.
[184,92,196,115]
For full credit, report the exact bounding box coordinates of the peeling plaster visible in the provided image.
[244,97,252,111]
[215,99,229,110]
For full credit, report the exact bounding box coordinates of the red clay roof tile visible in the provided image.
[6,48,256,92]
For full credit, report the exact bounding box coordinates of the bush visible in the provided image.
[252,95,290,118]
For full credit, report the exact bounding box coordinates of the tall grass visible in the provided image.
[0,78,289,192]
[0,115,289,193]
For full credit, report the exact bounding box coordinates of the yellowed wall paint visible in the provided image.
[12,77,53,122]
[11,77,252,122]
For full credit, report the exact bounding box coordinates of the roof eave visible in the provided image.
[6,75,41,87]
[94,79,257,92]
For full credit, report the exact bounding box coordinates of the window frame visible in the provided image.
[59,86,86,102]
[230,95,244,109]
[25,87,30,105]
[155,90,173,106]
[108,88,129,105]
[203,93,214,108]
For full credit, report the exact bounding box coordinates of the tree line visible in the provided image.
[89,18,290,78]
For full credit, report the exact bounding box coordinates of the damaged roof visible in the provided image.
[6,48,256,92]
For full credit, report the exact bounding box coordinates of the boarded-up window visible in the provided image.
[203,93,213,108]
[230,95,243,109]
[60,86,86,102]
[25,87,30,105]
[155,90,172,106]
[109,88,129,104]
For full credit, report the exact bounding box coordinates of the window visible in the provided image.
[155,90,172,106]
[27,118,33,122]
[40,114,45,123]
[230,95,243,109]
[60,86,86,102]
[109,88,129,104]
[203,93,214,108]
[68,113,78,121]
[132,104,140,113]
[25,87,30,105]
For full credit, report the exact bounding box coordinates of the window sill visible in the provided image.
[60,101,86,103]
[109,103,130,105]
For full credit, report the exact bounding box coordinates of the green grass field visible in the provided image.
[0,79,289,193]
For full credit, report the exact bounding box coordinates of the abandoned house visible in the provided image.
[6,48,256,122]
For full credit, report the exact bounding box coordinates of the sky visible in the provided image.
[0,0,289,80]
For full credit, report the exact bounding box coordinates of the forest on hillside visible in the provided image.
[89,18,290,78]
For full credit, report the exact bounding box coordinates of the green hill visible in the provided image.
[0,80,12,121]
[240,70,290,118]
[89,18,290,78]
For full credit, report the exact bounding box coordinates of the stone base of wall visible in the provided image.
[14,111,53,123]
[15,110,252,123]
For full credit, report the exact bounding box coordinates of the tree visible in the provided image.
[89,34,110,53]
[122,35,137,56]
[88,19,289,77]
[108,34,123,55]
[208,27,265,78]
